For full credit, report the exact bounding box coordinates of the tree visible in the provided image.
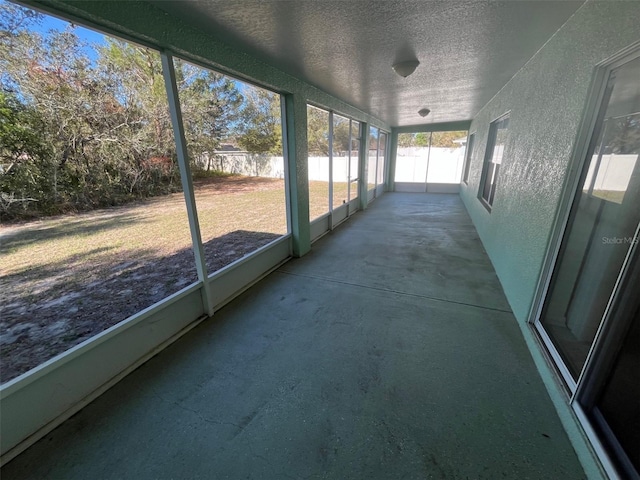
[0,91,52,215]
[607,115,640,154]
[236,87,281,154]
[397,133,415,148]
[1,17,111,211]
[414,132,429,147]
[0,91,50,166]
[98,38,182,193]
[396,131,468,149]
[0,1,249,219]
[0,2,43,81]
[307,106,329,156]
[333,118,351,153]
[175,59,243,161]
[430,131,467,148]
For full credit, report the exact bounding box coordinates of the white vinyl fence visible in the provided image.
[196,151,286,178]
[202,152,353,182]
[584,153,638,195]
[203,146,473,185]
[395,147,466,184]
[307,156,351,182]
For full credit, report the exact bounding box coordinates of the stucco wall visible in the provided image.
[460,1,640,322]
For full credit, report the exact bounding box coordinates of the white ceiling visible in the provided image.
[152,0,584,127]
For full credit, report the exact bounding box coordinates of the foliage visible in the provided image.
[397,133,414,148]
[0,91,50,163]
[333,117,351,153]
[397,131,468,148]
[431,131,467,148]
[192,169,235,179]
[0,1,283,221]
[0,91,52,214]
[0,18,181,218]
[414,132,430,147]
[236,88,281,154]
[605,115,640,154]
[176,58,243,157]
[307,105,329,156]
[307,108,354,155]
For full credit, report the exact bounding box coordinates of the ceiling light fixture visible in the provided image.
[392,60,420,78]
[418,108,431,117]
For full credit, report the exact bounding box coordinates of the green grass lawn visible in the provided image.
[1,178,351,282]
[0,175,356,382]
[308,181,353,220]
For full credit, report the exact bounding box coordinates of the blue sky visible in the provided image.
[16,2,107,62]
[28,5,106,46]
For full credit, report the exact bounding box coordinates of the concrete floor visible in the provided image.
[2,193,585,479]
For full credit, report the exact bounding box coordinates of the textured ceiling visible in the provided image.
[151,0,584,127]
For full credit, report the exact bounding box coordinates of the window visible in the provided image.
[368,127,378,193]
[332,114,350,208]
[537,57,640,381]
[479,115,509,209]
[427,131,469,184]
[0,5,196,382]
[376,132,387,187]
[306,105,330,220]
[395,133,429,183]
[462,133,475,184]
[394,131,469,187]
[306,106,360,219]
[173,58,288,276]
[348,121,360,205]
[534,52,640,478]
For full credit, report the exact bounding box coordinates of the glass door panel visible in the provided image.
[377,132,387,187]
[348,121,360,208]
[394,133,428,183]
[368,127,378,195]
[307,105,330,221]
[332,114,350,209]
[426,131,468,184]
[538,55,640,381]
[592,303,640,475]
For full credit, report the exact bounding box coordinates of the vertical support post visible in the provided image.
[359,122,369,210]
[347,120,352,213]
[161,52,214,316]
[328,111,334,228]
[378,131,389,192]
[389,128,399,192]
[280,95,293,242]
[424,131,433,193]
[283,93,311,257]
[374,128,380,197]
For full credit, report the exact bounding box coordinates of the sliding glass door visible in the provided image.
[535,51,640,478]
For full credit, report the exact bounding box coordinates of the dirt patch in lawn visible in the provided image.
[0,175,285,383]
